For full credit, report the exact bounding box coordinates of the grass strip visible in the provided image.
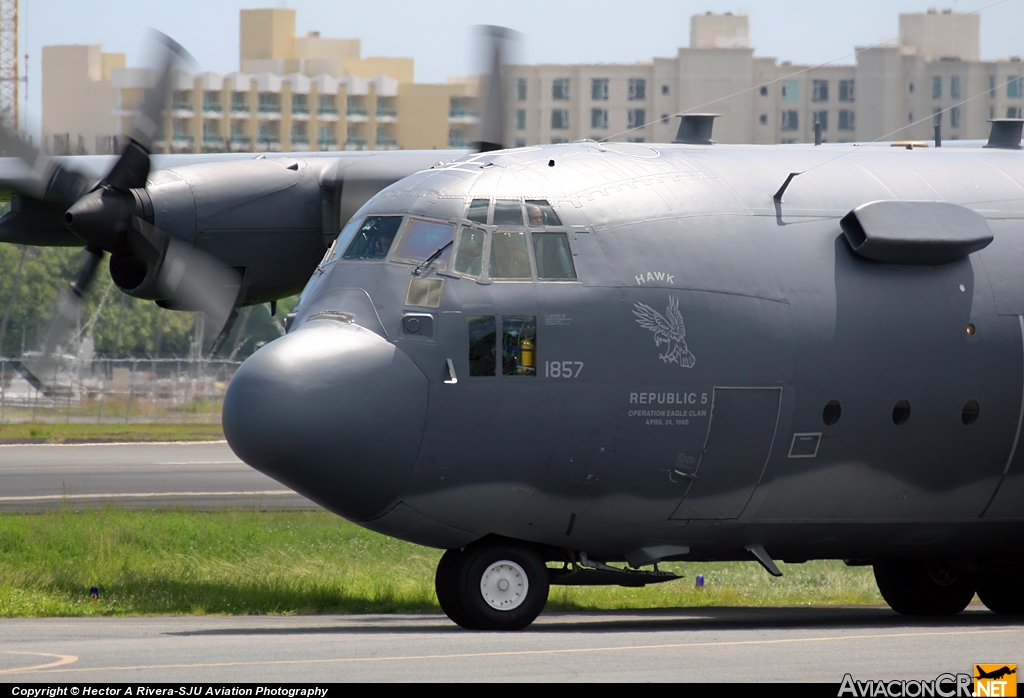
[0,422,224,443]
[0,509,884,617]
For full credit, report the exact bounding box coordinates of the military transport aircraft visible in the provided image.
[5,31,1024,631]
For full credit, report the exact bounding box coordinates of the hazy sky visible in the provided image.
[20,0,1023,132]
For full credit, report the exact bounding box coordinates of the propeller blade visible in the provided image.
[0,125,95,207]
[134,217,241,338]
[16,246,104,396]
[104,31,195,191]
[475,26,520,153]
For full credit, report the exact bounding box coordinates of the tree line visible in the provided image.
[0,244,296,360]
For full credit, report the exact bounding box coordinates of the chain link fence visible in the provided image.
[0,357,240,423]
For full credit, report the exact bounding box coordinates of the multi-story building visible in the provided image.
[42,8,478,154]
[43,8,1022,153]
[504,9,1023,146]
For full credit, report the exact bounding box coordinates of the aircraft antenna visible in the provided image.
[0,0,21,132]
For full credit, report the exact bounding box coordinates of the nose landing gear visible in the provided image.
[435,540,550,630]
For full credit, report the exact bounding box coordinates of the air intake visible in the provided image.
[985,119,1023,150]
[672,113,720,145]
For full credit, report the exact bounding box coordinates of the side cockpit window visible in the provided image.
[342,216,403,260]
[532,233,576,280]
[391,218,455,266]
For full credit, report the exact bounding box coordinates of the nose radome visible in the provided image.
[223,320,428,521]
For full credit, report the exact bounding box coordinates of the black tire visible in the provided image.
[436,541,549,631]
[873,560,975,616]
[435,549,478,629]
[976,569,1024,615]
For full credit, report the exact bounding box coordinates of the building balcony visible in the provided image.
[375,138,399,150]
[376,108,397,122]
[230,105,250,115]
[289,136,310,152]
[448,138,470,148]
[257,107,282,121]
[203,134,223,144]
[448,110,479,124]
[316,108,339,122]
[229,135,251,152]
[344,137,367,150]
[346,108,368,122]
[290,111,311,121]
[292,105,310,114]
[202,103,223,113]
[255,138,281,152]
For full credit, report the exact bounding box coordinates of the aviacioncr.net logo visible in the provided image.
[839,673,973,697]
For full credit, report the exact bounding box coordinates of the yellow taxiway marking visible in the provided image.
[26,627,1023,674]
[0,652,79,674]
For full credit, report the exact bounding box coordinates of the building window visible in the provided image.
[317,94,337,114]
[258,92,281,113]
[552,78,570,101]
[449,128,467,148]
[628,78,646,101]
[231,92,248,112]
[759,85,768,96]
[1009,107,1023,119]
[516,78,527,101]
[991,76,997,96]
[317,124,335,145]
[839,110,855,131]
[839,79,855,102]
[591,108,608,129]
[781,80,798,102]
[932,76,942,99]
[627,109,646,129]
[812,80,829,102]
[950,76,961,100]
[551,138,567,144]
[291,122,307,142]
[515,109,526,130]
[759,113,768,125]
[202,91,221,112]
[661,84,670,96]
[258,122,279,142]
[172,90,192,111]
[292,93,308,114]
[592,78,609,101]
[551,109,569,130]
[814,110,828,131]
[1009,77,1023,99]
[950,106,960,128]
[781,110,798,131]
[909,82,914,94]
[515,137,527,148]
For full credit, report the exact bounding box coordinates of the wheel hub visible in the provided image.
[480,560,529,611]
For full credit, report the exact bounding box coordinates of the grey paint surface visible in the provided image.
[0,442,316,512]
[0,607,1020,682]
[223,140,1024,565]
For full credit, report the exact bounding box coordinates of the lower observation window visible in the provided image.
[468,316,497,376]
[502,316,536,376]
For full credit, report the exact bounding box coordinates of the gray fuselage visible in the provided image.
[222,141,1024,564]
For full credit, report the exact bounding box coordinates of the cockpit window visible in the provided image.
[493,199,524,227]
[532,233,576,279]
[467,199,489,224]
[454,227,485,277]
[391,218,455,267]
[490,231,532,279]
[525,200,561,226]
[342,216,403,260]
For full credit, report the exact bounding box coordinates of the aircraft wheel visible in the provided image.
[434,542,549,631]
[873,560,975,616]
[976,569,1024,615]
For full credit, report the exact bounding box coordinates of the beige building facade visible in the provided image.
[42,8,1022,154]
[504,9,1023,147]
[43,8,477,154]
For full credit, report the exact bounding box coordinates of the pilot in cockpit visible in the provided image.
[527,204,545,227]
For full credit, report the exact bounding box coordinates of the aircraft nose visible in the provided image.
[222,320,428,521]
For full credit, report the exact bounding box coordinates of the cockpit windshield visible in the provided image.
[342,216,403,260]
[391,218,455,267]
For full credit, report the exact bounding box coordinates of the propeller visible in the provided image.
[475,26,520,153]
[7,31,240,395]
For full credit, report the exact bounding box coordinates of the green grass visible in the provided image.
[0,422,224,443]
[0,510,883,617]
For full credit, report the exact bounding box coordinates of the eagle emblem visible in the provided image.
[632,296,696,368]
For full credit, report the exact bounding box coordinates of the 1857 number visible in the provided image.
[545,361,584,378]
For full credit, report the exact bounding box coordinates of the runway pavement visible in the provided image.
[0,606,1021,682]
[0,441,317,511]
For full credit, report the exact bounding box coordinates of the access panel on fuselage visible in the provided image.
[670,387,781,520]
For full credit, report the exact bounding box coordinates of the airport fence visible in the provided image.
[0,357,241,423]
